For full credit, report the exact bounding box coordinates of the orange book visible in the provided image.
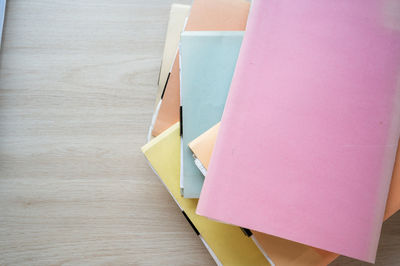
[151,0,250,136]
[189,123,400,265]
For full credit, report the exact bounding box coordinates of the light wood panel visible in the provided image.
[0,0,213,265]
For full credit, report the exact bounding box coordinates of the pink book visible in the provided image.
[197,0,400,263]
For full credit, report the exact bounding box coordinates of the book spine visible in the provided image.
[180,106,183,136]
[240,227,253,237]
[182,211,199,235]
[160,72,171,99]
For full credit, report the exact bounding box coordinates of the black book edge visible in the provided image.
[180,106,183,136]
[160,72,171,99]
[240,227,253,237]
[182,211,200,236]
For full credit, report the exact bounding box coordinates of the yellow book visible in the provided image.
[141,123,271,266]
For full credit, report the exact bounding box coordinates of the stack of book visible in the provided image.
[142,0,400,265]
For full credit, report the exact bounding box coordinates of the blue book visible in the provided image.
[0,0,5,47]
[180,31,243,198]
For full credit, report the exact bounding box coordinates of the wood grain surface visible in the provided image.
[0,1,398,265]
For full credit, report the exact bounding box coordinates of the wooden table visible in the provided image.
[0,1,398,265]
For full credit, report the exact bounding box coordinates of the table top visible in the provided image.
[0,1,398,265]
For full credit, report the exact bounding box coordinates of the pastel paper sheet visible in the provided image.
[151,0,250,136]
[154,4,190,110]
[189,123,400,265]
[180,31,243,198]
[141,123,270,266]
[197,0,400,263]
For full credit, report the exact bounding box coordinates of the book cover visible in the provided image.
[197,0,400,262]
[180,31,243,198]
[155,4,190,110]
[190,123,400,265]
[141,123,271,266]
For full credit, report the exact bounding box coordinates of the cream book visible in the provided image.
[155,4,190,110]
